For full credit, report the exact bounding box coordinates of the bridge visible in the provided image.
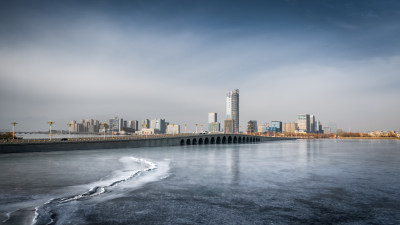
[0,134,295,154]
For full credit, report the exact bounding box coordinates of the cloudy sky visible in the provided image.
[1,0,399,132]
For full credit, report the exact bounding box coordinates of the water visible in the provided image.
[0,139,399,224]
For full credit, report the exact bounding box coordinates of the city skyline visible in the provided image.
[1,1,400,132]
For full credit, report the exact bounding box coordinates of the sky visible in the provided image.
[0,0,400,132]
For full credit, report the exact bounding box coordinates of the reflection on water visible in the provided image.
[231,147,240,185]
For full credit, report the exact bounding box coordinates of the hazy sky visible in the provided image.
[1,0,400,132]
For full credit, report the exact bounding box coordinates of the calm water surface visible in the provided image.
[0,139,399,224]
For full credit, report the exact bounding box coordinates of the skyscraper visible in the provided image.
[150,118,166,134]
[297,114,310,133]
[208,113,217,123]
[226,89,239,133]
[109,117,120,132]
[309,115,315,133]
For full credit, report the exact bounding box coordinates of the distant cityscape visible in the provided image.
[2,89,399,139]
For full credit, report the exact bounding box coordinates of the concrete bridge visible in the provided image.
[0,134,294,154]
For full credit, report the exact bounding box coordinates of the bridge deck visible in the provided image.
[0,134,296,154]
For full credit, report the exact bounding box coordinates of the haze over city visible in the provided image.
[1,0,399,132]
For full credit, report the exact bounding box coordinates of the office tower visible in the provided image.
[127,120,139,131]
[132,120,139,131]
[71,120,77,133]
[208,113,217,123]
[309,115,315,133]
[109,117,119,132]
[141,119,150,129]
[226,89,239,133]
[119,118,125,132]
[208,122,221,133]
[270,121,283,133]
[247,120,257,133]
[297,114,310,133]
[224,119,234,133]
[166,124,180,134]
[314,120,321,133]
[150,118,166,134]
[282,122,298,133]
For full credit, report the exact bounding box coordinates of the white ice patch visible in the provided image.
[31,157,169,225]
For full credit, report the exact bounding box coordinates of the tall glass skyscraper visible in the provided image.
[226,89,239,133]
[297,114,310,133]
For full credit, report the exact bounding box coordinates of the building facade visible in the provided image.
[141,119,150,129]
[109,117,120,132]
[208,122,221,133]
[297,114,310,133]
[150,118,166,134]
[247,120,257,133]
[224,119,234,133]
[166,124,180,134]
[208,113,217,123]
[270,121,283,133]
[226,89,239,133]
[282,122,298,133]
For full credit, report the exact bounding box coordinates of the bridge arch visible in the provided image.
[238,137,242,143]
[211,137,216,144]
[180,139,185,145]
[216,137,221,144]
[192,138,198,145]
[228,136,232,143]
[205,138,209,144]
[186,139,191,145]
[222,136,227,144]
[233,136,238,143]
[199,138,203,145]
[246,137,249,142]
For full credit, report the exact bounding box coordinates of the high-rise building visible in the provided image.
[314,120,322,133]
[70,120,77,133]
[270,121,283,133]
[141,119,150,129]
[208,113,217,123]
[224,119,234,133]
[208,122,221,133]
[309,115,315,133]
[109,117,120,132]
[150,118,166,134]
[226,89,239,133]
[127,120,139,131]
[166,124,180,134]
[119,118,125,132]
[297,114,310,133]
[283,122,298,133]
[247,120,257,133]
